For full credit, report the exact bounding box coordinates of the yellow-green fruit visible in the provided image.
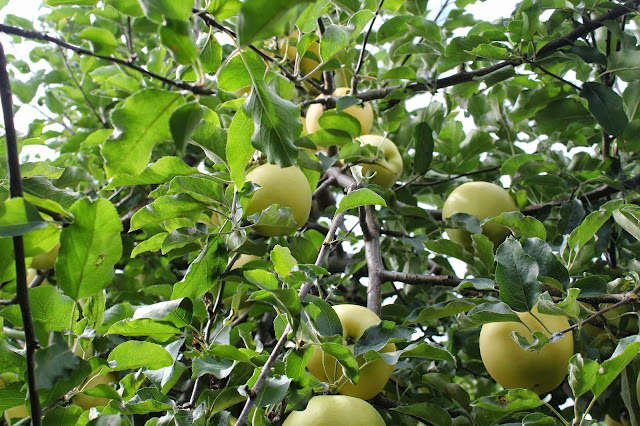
[637,373,640,408]
[72,372,118,410]
[4,405,28,425]
[602,304,638,332]
[604,415,628,426]
[283,30,321,79]
[305,87,374,135]
[306,304,396,400]
[479,306,574,394]
[356,135,403,190]
[31,242,60,270]
[282,395,386,426]
[245,164,312,236]
[442,182,518,250]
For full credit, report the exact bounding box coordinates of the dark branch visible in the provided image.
[351,0,385,94]
[0,23,215,96]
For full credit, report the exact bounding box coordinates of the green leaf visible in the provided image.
[580,82,628,137]
[607,50,640,82]
[0,383,26,412]
[320,25,351,61]
[500,153,544,175]
[0,339,26,376]
[468,43,510,60]
[317,111,361,137]
[170,102,204,154]
[131,232,167,258]
[391,403,453,426]
[165,176,224,205]
[20,162,64,179]
[336,188,387,214]
[107,319,182,342]
[592,335,640,397]
[219,51,266,93]
[0,197,47,237]
[137,0,192,23]
[412,122,434,174]
[397,342,455,364]
[27,286,77,331]
[472,389,544,424]
[44,0,97,5]
[243,79,301,168]
[254,375,291,407]
[567,200,622,254]
[405,300,475,324]
[34,334,90,390]
[487,212,546,240]
[78,27,118,55]
[107,341,173,371]
[171,238,226,300]
[304,295,343,337]
[613,204,640,241]
[237,0,313,46]
[270,245,297,277]
[248,289,302,323]
[244,269,279,291]
[495,238,540,312]
[130,194,206,231]
[354,321,413,357]
[132,298,192,328]
[160,19,198,65]
[57,199,123,301]
[522,238,570,290]
[568,353,599,399]
[318,342,359,384]
[105,156,199,189]
[102,89,184,177]
[227,106,255,188]
[192,356,234,379]
[106,0,143,17]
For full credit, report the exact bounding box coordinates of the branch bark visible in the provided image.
[0,40,42,425]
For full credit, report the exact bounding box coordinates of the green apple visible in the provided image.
[601,304,638,332]
[442,181,518,250]
[282,395,386,425]
[31,242,60,270]
[306,87,374,135]
[479,305,574,394]
[306,304,396,400]
[72,372,118,410]
[245,164,312,236]
[356,134,403,190]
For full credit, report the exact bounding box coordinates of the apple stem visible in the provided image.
[0,40,43,425]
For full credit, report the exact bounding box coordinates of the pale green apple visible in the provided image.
[356,135,403,190]
[442,181,518,250]
[282,395,386,425]
[245,164,312,236]
[306,87,374,135]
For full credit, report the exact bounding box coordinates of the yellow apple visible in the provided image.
[479,305,574,394]
[31,242,60,270]
[306,87,374,135]
[442,182,518,250]
[72,372,118,410]
[3,405,28,425]
[282,395,386,425]
[356,134,403,190]
[306,304,396,400]
[283,30,321,80]
[605,414,629,426]
[601,304,638,333]
[244,164,312,236]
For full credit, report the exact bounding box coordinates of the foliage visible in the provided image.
[1,0,640,425]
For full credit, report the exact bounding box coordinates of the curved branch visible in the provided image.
[351,0,385,95]
[0,23,215,96]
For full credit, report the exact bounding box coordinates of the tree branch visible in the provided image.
[0,40,42,426]
[351,0,385,95]
[0,23,215,96]
[359,205,384,315]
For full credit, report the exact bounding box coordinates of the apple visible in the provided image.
[605,414,629,426]
[30,242,60,270]
[306,304,396,400]
[442,181,518,250]
[3,405,28,425]
[283,30,321,80]
[282,395,386,425]
[306,87,374,135]
[245,164,312,236]
[601,304,638,332]
[356,135,403,190]
[72,372,118,410]
[479,305,574,394]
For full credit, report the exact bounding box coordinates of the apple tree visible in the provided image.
[1,0,640,424]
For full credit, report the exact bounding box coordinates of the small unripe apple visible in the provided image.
[31,242,60,270]
[479,305,574,394]
[306,304,395,400]
[356,134,403,190]
[72,372,118,410]
[282,395,386,425]
[442,182,518,250]
[306,87,374,135]
[245,164,312,236]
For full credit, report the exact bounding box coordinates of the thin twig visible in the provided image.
[0,23,215,95]
[0,40,42,426]
[235,185,356,426]
[58,47,109,128]
[351,0,385,95]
